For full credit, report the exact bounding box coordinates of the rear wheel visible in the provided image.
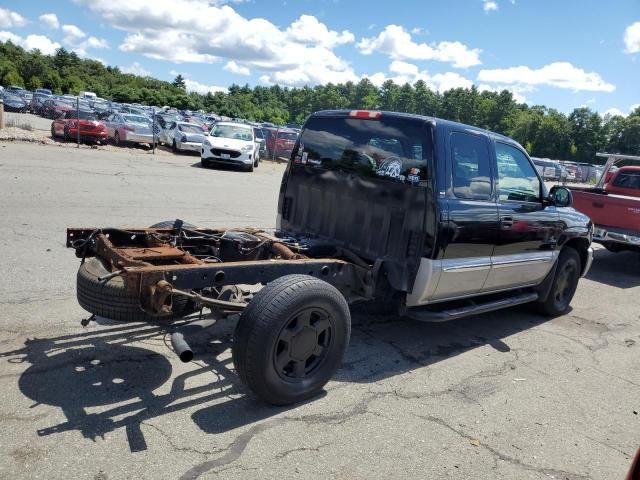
[172,140,178,153]
[232,275,351,405]
[63,126,70,142]
[50,124,56,139]
[536,247,581,316]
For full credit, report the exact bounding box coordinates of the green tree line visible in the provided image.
[2,41,639,160]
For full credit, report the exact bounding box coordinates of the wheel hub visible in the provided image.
[290,327,318,361]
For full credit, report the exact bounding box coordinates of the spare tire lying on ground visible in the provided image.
[77,257,196,322]
[76,218,200,322]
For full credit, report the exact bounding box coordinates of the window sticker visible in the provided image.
[376,157,403,179]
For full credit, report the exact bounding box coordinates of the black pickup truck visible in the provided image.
[67,110,594,405]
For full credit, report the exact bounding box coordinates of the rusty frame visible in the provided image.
[67,227,371,315]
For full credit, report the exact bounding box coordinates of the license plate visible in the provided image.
[221,153,230,159]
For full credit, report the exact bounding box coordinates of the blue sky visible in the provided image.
[1,0,638,115]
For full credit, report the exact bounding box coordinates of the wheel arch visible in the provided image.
[562,237,590,275]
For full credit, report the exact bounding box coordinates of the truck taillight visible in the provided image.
[349,110,381,119]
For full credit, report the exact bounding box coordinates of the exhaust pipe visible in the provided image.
[171,332,194,363]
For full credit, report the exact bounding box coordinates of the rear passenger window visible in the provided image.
[450,132,492,200]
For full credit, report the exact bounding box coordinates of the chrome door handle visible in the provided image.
[501,216,514,229]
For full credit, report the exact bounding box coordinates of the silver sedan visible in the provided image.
[103,113,155,146]
[160,121,206,153]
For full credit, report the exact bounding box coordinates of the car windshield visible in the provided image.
[296,116,431,182]
[210,125,253,141]
[124,115,150,125]
[278,132,298,140]
[179,124,204,134]
[253,129,264,139]
[3,93,23,101]
[66,111,98,120]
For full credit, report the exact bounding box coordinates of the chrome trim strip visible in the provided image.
[442,263,492,272]
[491,257,550,267]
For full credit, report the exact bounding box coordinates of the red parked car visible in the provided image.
[264,128,298,159]
[51,111,108,143]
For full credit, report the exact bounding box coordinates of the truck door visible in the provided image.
[485,141,560,290]
[431,131,499,301]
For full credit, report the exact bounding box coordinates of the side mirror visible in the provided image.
[548,186,573,207]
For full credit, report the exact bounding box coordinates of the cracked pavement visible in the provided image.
[0,142,639,479]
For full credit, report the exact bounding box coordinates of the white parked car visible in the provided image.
[160,121,206,153]
[201,122,260,172]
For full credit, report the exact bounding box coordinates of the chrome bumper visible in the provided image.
[594,228,640,247]
[581,247,594,278]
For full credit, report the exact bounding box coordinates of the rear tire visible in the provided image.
[76,258,195,323]
[536,247,581,317]
[50,124,56,139]
[232,275,351,405]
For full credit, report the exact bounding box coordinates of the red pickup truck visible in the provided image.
[571,154,640,252]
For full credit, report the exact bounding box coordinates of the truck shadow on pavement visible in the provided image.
[1,306,552,452]
[584,248,640,289]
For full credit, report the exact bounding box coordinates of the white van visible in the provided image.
[79,91,97,100]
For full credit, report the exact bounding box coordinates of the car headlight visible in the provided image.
[241,144,253,152]
[202,137,211,146]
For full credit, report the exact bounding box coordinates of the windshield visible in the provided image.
[124,115,151,125]
[295,116,431,183]
[210,125,253,141]
[66,111,98,120]
[278,132,298,140]
[253,128,264,139]
[179,124,204,134]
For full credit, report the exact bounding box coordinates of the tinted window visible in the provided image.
[495,142,541,203]
[253,128,264,139]
[450,132,492,200]
[179,123,203,134]
[296,116,431,183]
[612,171,640,190]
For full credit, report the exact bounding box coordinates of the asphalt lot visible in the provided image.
[0,141,638,480]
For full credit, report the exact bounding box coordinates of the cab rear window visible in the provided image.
[295,116,431,183]
[612,171,640,190]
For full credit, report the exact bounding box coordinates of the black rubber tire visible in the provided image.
[245,161,254,173]
[50,124,56,139]
[536,247,581,317]
[232,275,351,405]
[76,257,194,323]
[149,220,197,229]
[172,140,178,153]
[63,126,70,142]
[200,159,210,169]
[114,131,121,146]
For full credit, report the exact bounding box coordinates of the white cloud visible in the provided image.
[478,84,530,103]
[0,31,61,55]
[224,60,250,76]
[285,14,354,48]
[121,61,150,76]
[477,62,615,92]
[184,78,227,94]
[358,25,481,68]
[365,61,473,93]
[483,1,498,12]
[73,1,359,87]
[62,24,86,41]
[0,8,27,28]
[39,13,59,30]
[624,21,640,54]
[603,107,625,118]
[60,24,108,56]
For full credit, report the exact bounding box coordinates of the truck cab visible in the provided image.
[278,110,594,319]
